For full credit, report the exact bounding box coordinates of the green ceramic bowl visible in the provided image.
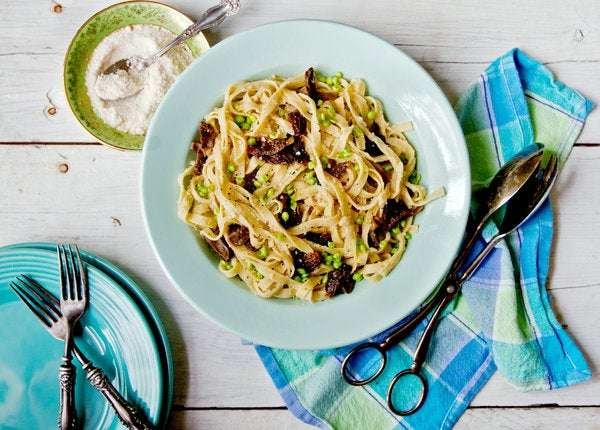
[64,1,210,150]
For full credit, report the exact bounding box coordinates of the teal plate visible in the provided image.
[0,246,171,429]
[142,20,470,349]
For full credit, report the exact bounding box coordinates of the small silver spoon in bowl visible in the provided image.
[102,0,240,77]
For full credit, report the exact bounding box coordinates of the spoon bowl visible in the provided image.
[458,151,559,282]
[498,152,559,235]
[451,144,544,272]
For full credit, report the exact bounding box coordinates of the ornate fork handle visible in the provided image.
[81,359,153,430]
[149,0,240,64]
[58,358,77,430]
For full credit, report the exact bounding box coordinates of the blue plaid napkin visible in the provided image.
[255,49,593,429]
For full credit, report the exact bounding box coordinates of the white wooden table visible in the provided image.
[2,1,599,428]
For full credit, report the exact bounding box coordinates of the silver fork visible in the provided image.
[57,244,87,430]
[10,274,153,430]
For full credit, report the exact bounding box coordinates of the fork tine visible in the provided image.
[68,244,78,301]
[69,245,82,300]
[10,281,53,327]
[73,245,87,302]
[58,244,70,300]
[18,274,60,308]
[15,275,62,321]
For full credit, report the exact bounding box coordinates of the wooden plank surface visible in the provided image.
[168,408,600,429]
[3,0,600,427]
[1,144,599,410]
[1,0,599,143]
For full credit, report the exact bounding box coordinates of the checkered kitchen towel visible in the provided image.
[255,49,594,429]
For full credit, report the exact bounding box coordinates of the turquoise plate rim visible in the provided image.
[141,19,471,349]
[0,242,174,429]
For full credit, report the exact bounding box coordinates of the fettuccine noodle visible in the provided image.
[178,69,437,301]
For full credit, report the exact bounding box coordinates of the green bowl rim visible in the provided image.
[62,0,210,151]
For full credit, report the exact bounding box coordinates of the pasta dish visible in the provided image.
[177,68,436,301]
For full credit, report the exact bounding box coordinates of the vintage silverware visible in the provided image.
[341,149,559,416]
[102,0,240,76]
[57,244,88,430]
[449,144,543,274]
[10,274,153,430]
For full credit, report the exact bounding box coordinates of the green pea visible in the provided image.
[355,215,365,224]
[305,177,317,185]
[335,71,343,78]
[405,232,413,241]
[258,174,268,184]
[196,184,209,197]
[235,176,244,185]
[241,121,251,130]
[391,247,399,255]
[257,246,269,259]
[318,112,327,122]
[391,227,400,236]
[234,115,244,124]
[281,211,290,222]
[352,126,363,137]
[327,241,336,249]
[276,233,286,241]
[383,163,394,172]
[379,240,388,250]
[367,110,377,120]
[410,171,422,185]
[337,148,351,158]
[297,268,307,276]
[308,161,316,170]
[317,99,324,107]
[332,260,342,269]
[227,162,235,173]
[253,180,262,188]
[352,272,364,282]
[247,137,257,146]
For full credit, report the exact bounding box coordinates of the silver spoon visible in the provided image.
[460,151,559,281]
[102,0,240,76]
[449,144,543,273]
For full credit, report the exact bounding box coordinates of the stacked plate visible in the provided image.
[0,243,173,429]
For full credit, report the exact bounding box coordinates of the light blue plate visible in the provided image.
[142,20,470,349]
[0,246,169,429]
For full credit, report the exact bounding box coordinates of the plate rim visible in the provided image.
[141,19,471,349]
[0,243,173,429]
